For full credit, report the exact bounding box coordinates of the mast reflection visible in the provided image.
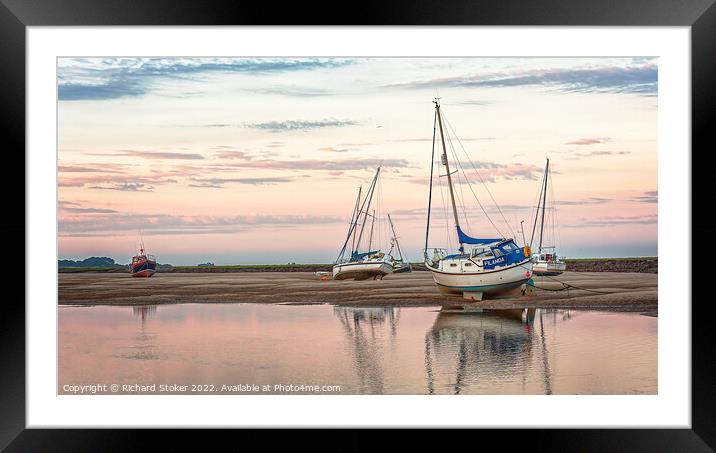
[333,306,400,394]
[132,305,157,327]
[424,308,550,394]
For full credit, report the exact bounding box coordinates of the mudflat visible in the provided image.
[58,271,657,309]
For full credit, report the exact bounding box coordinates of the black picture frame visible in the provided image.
[2,0,712,449]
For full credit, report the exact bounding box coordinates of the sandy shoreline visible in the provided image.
[58,271,657,310]
[57,257,658,274]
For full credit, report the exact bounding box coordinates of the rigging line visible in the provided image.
[425,110,438,256]
[348,186,362,258]
[528,172,542,248]
[550,178,556,248]
[442,116,505,238]
[378,176,385,251]
[516,263,613,294]
[440,139,454,252]
[379,181,383,252]
[442,111,504,238]
[529,165,547,249]
[446,132,472,232]
[355,168,380,253]
[337,170,378,261]
[442,112,516,240]
[436,149,451,251]
[550,167,563,250]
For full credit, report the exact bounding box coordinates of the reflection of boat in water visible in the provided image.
[132,305,157,321]
[430,309,536,344]
[333,306,401,394]
[425,308,545,394]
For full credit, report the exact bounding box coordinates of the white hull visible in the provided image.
[427,260,533,297]
[392,262,412,273]
[533,261,566,276]
[333,260,394,280]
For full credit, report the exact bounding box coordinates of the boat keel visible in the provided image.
[463,291,484,301]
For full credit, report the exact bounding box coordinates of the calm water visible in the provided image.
[58,304,657,395]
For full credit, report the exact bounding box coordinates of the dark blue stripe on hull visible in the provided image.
[131,262,157,274]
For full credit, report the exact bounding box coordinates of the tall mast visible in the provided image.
[434,100,463,251]
[538,158,549,254]
[350,186,362,253]
[336,181,372,262]
[424,109,438,257]
[368,209,376,251]
[529,160,547,249]
[388,214,404,261]
[355,167,381,253]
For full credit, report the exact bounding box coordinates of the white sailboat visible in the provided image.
[423,99,533,300]
[530,158,567,276]
[333,167,395,280]
[387,214,411,274]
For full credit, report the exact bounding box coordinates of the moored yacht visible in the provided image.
[131,245,156,277]
[333,167,395,280]
[423,99,532,300]
[530,158,567,276]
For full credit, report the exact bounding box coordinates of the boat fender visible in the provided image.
[523,245,531,257]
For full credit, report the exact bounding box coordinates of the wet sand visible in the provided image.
[58,271,657,309]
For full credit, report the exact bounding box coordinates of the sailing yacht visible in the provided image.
[387,214,411,274]
[423,99,532,300]
[530,158,567,276]
[333,167,395,280]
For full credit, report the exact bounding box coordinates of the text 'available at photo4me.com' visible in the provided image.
[61,383,343,394]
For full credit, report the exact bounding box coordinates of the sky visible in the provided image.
[57,57,658,265]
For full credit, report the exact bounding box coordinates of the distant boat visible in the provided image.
[530,158,566,276]
[333,167,395,280]
[387,213,411,274]
[423,99,533,300]
[130,240,156,278]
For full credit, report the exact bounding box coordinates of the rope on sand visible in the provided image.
[519,264,613,295]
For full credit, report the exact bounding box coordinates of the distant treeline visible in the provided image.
[58,257,658,273]
[58,257,126,268]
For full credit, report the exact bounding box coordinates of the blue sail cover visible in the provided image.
[351,250,379,260]
[456,226,502,245]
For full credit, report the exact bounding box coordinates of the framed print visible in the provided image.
[3,0,714,449]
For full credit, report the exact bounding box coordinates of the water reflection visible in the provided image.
[538,310,553,395]
[333,307,401,394]
[59,303,656,395]
[132,305,157,325]
[124,305,160,361]
[425,308,552,394]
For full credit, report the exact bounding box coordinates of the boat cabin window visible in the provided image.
[492,240,520,256]
[464,262,472,267]
[471,247,492,258]
[449,263,457,267]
